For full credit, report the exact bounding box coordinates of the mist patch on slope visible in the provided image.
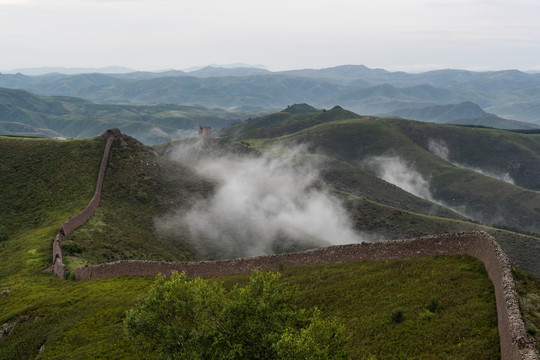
[363,154,471,220]
[156,140,362,259]
[364,155,436,202]
[428,139,515,184]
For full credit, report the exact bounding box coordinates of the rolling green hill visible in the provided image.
[216,107,540,275]
[221,108,540,232]
[219,104,360,140]
[3,135,530,359]
[0,87,264,144]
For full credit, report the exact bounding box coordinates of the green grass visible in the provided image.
[219,256,500,360]
[224,114,540,273]
[0,256,500,360]
[0,132,537,359]
[0,137,104,279]
[0,137,104,234]
[67,136,213,266]
[513,267,540,351]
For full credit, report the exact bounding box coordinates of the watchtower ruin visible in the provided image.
[199,126,212,137]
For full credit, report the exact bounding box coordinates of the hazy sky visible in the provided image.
[1,0,539,72]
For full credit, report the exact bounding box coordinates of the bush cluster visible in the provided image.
[124,270,348,360]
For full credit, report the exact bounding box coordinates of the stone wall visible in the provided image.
[74,231,539,360]
[45,129,123,278]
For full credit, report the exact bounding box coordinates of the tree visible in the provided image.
[124,270,348,360]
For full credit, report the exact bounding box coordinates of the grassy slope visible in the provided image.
[0,137,149,359]
[0,135,536,359]
[0,136,103,279]
[218,105,360,140]
[220,256,500,360]
[245,117,540,233]
[66,136,213,266]
[224,110,540,190]
[390,119,540,190]
[313,154,463,220]
[343,194,540,277]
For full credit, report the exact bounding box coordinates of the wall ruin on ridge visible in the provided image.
[38,127,537,359]
[44,128,124,278]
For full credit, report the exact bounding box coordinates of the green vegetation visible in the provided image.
[218,105,360,141]
[67,136,214,266]
[125,270,348,360]
[514,267,540,351]
[0,125,538,359]
[221,112,540,274]
[0,87,264,144]
[0,226,8,242]
[4,66,540,125]
[0,253,500,359]
[220,256,500,360]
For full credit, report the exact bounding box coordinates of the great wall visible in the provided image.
[46,129,539,360]
[44,128,126,278]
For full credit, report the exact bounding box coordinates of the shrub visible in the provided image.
[426,297,439,312]
[391,310,404,324]
[124,270,348,360]
[0,226,8,242]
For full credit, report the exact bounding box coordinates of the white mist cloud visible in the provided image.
[363,154,471,219]
[364,155,436,201]
[427,138,515,184]
[136,127,198,145]
[427,139,450,161]
[157,141,362,259]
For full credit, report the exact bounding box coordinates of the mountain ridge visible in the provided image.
[2,64,540,123]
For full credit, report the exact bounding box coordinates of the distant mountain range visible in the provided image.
[1,83,538,144]
[2,66,137,75]
[0,87,268,144]
[1,64,540,127]
[387,101,539,130]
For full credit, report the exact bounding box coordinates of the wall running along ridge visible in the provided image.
[44,128,125,278]
[39,129,536,359]
[75,232,538,360]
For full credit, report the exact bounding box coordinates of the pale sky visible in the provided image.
[1,0,539,72]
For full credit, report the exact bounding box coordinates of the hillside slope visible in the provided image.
[0,87,259,144]
[266,118,540,232]
[215,108,540,275]
[0,135,510,359]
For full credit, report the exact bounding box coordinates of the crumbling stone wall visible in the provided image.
[45,129,124,278]
[74,231,538,360]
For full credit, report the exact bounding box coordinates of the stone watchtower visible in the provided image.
[199,126,211,138]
